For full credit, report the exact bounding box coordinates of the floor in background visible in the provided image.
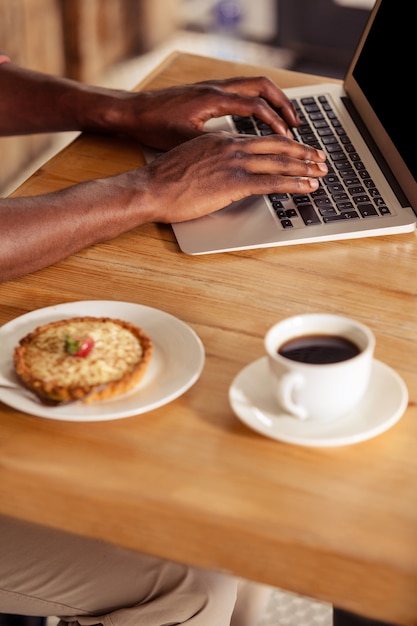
[259,587,332,626]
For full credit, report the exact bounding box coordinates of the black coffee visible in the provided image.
[278,334,360,364]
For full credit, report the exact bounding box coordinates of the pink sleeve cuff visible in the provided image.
[0,54,11,65]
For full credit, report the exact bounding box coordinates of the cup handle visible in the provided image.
[278,372,308,420]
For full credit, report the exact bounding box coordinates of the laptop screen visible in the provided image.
[347,0,416,208]
[352,0,415,180]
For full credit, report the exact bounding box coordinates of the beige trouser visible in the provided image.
[0,515,270,626]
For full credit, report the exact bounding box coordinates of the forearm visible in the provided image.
[0,63,304,150]
[0,131,327,283]
[0,62,136,137]
[0,169,154,282]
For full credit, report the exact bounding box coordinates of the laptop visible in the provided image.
[158,0,417,255]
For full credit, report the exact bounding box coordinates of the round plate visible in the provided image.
[0,301,205,421]
[229,357,408,447]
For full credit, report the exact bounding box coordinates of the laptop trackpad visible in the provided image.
[172,195,281,255]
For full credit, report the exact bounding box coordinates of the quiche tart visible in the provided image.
[13,316,152,404]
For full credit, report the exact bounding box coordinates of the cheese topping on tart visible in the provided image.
[14,317,153,405]
[20,319,144,386]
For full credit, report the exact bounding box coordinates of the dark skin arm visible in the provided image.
[0,63,300,146]
[0,63,327,283]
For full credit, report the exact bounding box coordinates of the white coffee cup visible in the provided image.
[264,313,375,423]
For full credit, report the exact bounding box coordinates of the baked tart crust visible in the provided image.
[13,316,152,404]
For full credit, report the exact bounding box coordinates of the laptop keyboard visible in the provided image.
[232,95,391,230]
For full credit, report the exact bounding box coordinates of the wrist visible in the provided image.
[103,165,160,227]
[75,87,144,135]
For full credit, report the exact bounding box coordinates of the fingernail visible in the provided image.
[318,162,328,172]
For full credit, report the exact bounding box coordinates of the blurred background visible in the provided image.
[0,0,375,196]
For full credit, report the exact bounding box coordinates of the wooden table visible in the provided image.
[1,52,416,626]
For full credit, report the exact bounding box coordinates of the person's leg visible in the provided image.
[0,515,238,626]
[231,580,272,626]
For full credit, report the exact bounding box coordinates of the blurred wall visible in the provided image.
[61,0,182,82]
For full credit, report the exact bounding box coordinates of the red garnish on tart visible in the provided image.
[64,335,94,357]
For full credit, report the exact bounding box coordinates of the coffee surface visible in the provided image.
[278,334,360,364]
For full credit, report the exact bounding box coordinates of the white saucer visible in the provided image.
[0,301,205,421]
[229,357,408,447]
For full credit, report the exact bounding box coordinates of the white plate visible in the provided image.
[0,301,205,421]
[229,357,408,447]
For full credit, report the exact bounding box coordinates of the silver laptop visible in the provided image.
[165,0,417,254]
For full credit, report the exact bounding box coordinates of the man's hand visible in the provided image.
[106,76,302,151]
[140,131,328,223]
